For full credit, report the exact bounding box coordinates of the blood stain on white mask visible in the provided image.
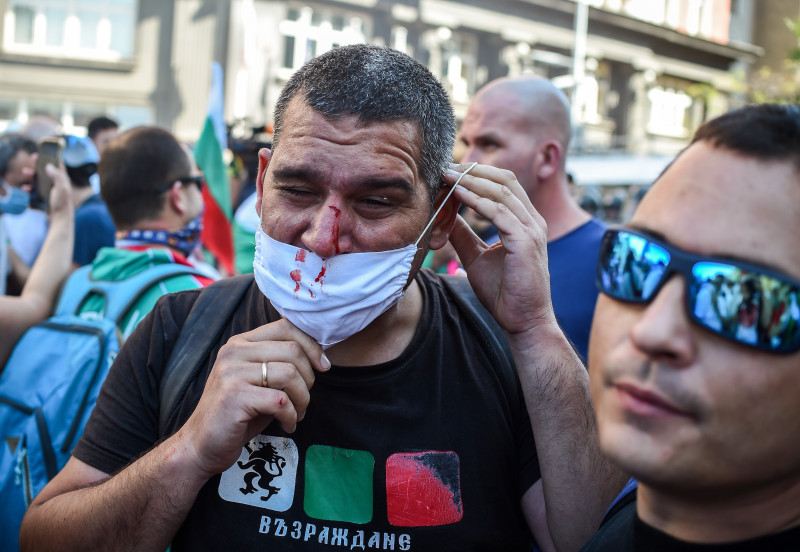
[290,269,302,292]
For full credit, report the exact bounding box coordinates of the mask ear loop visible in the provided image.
[414,162,478,247]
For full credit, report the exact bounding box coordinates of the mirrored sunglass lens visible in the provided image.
[690,262,800,352]
[600,231,670,301]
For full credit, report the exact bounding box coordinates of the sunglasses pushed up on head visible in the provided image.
[596,228,800,354]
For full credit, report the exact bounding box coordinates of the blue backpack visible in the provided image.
[0,263,203,550]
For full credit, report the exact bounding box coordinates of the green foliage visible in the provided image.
[744,17,800,103]
[786,17,800,62]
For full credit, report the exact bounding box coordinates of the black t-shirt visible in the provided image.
[581,495,800,552]
[74,269,540,551]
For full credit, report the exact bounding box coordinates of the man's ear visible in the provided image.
[167,183,186,216]
[428,184,461,250]
[255,147,272,219]
[536,140,563,181]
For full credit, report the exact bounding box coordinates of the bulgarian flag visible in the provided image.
[196,61,235,275]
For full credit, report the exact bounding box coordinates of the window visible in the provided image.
[681,0,716,38]
[665,0,681,29]
[27,98,61,119]
[685,0,703,36]
[12,5,34,44]
[391,26,409,54]
[3,0,137,61]
[71,102,107,128]
[623,0,666,25]
[0,98,20,132]
[577,75,601,125]
[278,6,365,76]
[44,5,66,46]
[647,87,692,137]
[423,28,478,105]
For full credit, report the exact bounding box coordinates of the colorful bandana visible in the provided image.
[116,212,204,258]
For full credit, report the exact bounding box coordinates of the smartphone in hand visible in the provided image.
[35,137,65,211]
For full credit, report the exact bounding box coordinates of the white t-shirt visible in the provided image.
[3,208,48,266]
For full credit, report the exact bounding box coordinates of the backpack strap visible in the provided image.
[56,263,208,324]
[439,274,515,374]
[158,274,254,437]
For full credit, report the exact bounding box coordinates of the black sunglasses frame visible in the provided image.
[596,227,800,354]
[155,176,204,195]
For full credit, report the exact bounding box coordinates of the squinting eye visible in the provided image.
[279,187,315,198]
[362,197,393,207]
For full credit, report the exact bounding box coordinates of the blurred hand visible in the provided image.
[45,163,73,219]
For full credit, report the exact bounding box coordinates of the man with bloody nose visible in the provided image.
[23,45,624,552]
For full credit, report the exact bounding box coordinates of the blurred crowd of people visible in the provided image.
[0,116,223,361]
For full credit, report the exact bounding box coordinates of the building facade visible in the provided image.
[224,0,762,156]
[0,0,765,164]
[0,0,231,138]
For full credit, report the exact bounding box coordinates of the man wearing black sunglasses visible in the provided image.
[72,126,216,339]
[582,104,800,550]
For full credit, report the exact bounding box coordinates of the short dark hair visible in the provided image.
[0,133,37,177]
[87,116,119,139]
[99,126,191,228]
[272,44,455,203]
[691,104,800,168]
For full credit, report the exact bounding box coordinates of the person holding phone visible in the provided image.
[0,133,48,292]
[0,161,74,366]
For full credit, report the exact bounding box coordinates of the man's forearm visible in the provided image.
[510,324,627,552]
[20,432,209,551]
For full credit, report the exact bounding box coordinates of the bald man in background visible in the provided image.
[459,76,605,359]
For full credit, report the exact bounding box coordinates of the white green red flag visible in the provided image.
[196,61,234,275]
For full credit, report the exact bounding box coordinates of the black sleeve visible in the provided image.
[72,289,202,475]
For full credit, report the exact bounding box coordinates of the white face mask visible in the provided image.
[253,163,476,348]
